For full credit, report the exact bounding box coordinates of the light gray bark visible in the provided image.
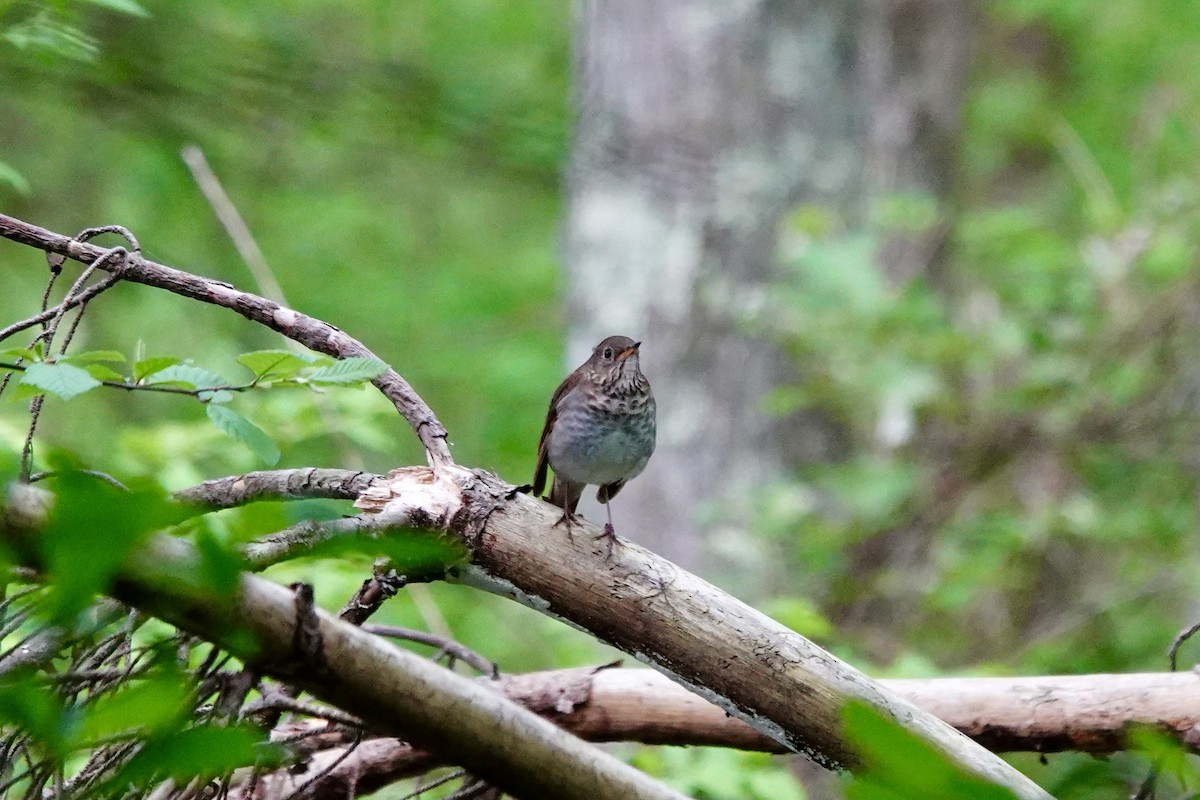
[240,666,1200,797]
[562,0,974,581]
[351,465,1051,799]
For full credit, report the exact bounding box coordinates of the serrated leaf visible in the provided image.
[132,356,181,382]
[145,363,227,391]
[236,350,313,381]
[83,364,126,382]
[206,405,280,465]
[63,350,126,364]
[20,362,101,400]
[302,357,387,385]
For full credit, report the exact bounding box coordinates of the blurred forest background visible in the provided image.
[4,0,1200,797]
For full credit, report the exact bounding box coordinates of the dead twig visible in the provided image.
[363,624,499,678]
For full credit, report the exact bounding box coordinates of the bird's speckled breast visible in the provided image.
[547,391,656,486]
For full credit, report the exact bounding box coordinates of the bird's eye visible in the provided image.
[602,347,615,360]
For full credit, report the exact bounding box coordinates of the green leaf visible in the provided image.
[20,361,101,400]
[302,357,387,385]
[206,405,280,465]
[77,672,191,746]
[1128,726,1200,785]
[132,356,182,382]
[290,528,465,575]
[2,13,98,61]
[0,677,74,757]
[41,474,188,624]
[104,724,282,788]
[236,349,314,381]
[0,160,31,195]
[194,528,247,596]
[82,0,151,17]
[144,363,227,390]
[842,701,1022,800]
[0,347,40,362]
[63,350,126,364]
[83,364,126,383]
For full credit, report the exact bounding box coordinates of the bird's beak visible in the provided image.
[618,342,641,360]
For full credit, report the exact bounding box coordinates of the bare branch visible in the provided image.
[362,624,499,678]
[0,214,452,468]
[236,665,1200,799]
[173,469,380,509]
[0,269,124,345]
[0,599,126,676]
[68,532,691,800]
[241,517,378,570]
[338,567,412,626]
[351,465,1051,799]
[181,145,289,305]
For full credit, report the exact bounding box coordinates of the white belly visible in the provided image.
[547,401,656,486]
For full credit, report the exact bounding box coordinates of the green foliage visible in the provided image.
[105,723,281,788]
[755,0,1200,695]
[300,356,388,385]
[76,667,192,744]
[0,0,567,481]
[205,403,279,465]
[1127,727,1200,792]
[19,361,101,400]
[0,676,75,759]
[235,349,312,382]
[6,0,1198,795]
[0,446,471,793]
[1,349,388,464]
[0,0,146,62]
[0,660,281,795]
[40,470,189,624]
[632,747,805,800]
[841,701,1019,800]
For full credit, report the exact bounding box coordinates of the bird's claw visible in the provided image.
[553,510,581,542]
[595,523,619,559]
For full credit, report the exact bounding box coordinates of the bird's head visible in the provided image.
[587,335,645,392]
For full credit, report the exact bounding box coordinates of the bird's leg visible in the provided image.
[552,498,578,543]
[595,486,619,558]
[549,480,581,542]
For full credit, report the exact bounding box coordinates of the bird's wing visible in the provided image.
[532,373,578,497]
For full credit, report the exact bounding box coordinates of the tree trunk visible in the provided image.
[563,0,974,582]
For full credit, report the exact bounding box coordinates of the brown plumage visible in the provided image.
[533,335,656,547]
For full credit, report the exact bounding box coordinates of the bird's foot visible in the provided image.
[594,523,619,559]
[552,510,581,542]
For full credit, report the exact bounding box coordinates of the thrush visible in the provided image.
[532,335,656,551]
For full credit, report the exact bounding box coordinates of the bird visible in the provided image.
[532,335,656,552]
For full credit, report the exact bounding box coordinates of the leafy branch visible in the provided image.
[0,350,386,402]
[0,348,386,465]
